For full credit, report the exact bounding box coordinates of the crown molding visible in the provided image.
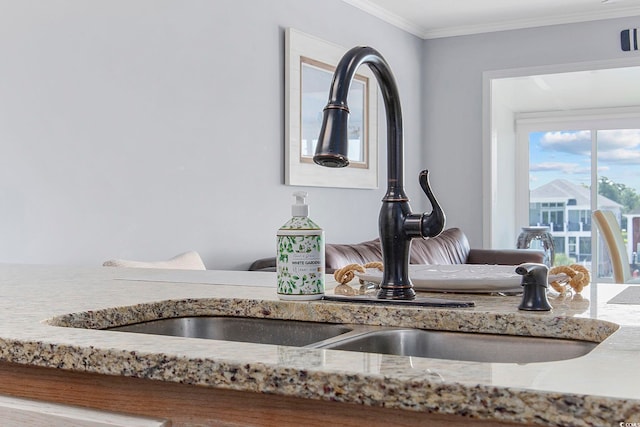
[340,0,426,38]
[423,6,640,39]
[342,0,640,40]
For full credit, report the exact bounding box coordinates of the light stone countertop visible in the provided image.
[1,263,639,426]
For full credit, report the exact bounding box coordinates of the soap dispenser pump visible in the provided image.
[276,191,325,300]
[515,263,552,311]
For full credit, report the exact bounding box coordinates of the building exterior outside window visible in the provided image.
[529,179,622,267]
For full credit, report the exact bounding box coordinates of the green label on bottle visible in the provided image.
[277,234,324,296]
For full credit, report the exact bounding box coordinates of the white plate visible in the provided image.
[357,264,548,293]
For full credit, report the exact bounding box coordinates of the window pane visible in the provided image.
[595,129,640,281]
[528,130,591,266]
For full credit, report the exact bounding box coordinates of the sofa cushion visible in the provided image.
[409,228,470,265]
[325,228,470,272]
[325,238,383,271]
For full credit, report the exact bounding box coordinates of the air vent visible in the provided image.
[621,29,638,51]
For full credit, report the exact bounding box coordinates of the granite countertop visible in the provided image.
[1,264,639,426]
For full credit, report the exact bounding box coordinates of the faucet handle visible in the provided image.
[418,170,446,238]
[515,263,549,287]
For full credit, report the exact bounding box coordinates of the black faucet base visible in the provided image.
[376,285,416,300]
[323,294,474,307]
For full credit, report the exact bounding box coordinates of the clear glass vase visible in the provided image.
[517,226,555,267]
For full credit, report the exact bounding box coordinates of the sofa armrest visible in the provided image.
[467,248,545,265]
[248,257,276,272]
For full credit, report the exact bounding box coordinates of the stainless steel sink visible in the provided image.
[107,316,598,364]
[108,317,353,347]
[315,329,597,363]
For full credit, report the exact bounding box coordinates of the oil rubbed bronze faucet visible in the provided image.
[314,46,446,300]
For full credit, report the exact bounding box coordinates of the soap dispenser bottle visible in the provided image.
[277,191,325,300]
[516,263,552,311]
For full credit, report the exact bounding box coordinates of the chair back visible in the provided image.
[103,251,206,270]
[593,210,630,283]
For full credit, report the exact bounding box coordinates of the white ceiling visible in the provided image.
[495,66,640,112]
[342,0,640,114]
[343,0,640,39]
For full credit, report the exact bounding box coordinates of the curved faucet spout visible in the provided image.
[314,46,405,201]
[314,46,446,300]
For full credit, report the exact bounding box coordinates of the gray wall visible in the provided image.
[422,16,640,248]
[4,1,637,269]
[0,0,424,269]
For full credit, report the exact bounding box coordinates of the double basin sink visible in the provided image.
[108,316,598,364]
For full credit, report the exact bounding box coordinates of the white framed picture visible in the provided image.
[285,28,378,189]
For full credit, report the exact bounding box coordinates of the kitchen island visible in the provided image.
[0,263,638,426]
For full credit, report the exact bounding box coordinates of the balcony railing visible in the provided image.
[535,222,591,233]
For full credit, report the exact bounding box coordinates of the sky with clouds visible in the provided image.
[529,129,640,192]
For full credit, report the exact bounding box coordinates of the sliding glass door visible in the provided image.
[518,115,640,281]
